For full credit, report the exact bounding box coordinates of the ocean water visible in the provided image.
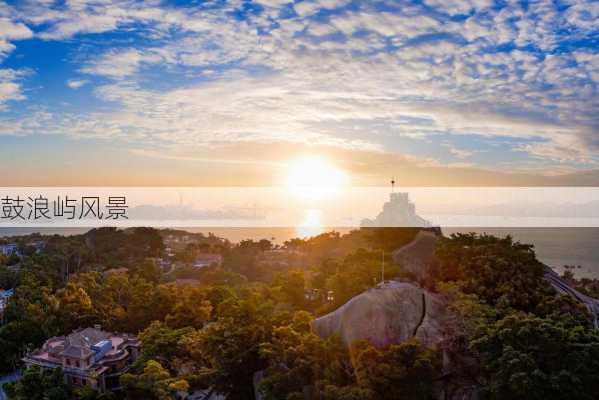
[444,228,599,278]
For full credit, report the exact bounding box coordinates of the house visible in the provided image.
[0,288,14,322]
[193,253,223,269]
[156,257,172,271]
[0,288,13,309]
[28,240,46,253]
[23,326,140,393]
[0,243,19,257]
[165,246,176,258]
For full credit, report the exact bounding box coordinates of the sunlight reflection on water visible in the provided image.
[295,209,324,238]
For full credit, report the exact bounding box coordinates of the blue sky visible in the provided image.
[0,0,597,185]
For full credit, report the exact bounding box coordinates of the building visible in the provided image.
[0,288,14,322]
[361,191,432,228]
[0,243,19,257]
[0,288,13,310]
[23,326,140,392]
[28,240,46,253]
[193,253,223,268]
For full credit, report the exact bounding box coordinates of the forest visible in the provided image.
[1,227,598,400]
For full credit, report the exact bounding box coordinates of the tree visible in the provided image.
[54,283,96,332]
[322,249,400,309]
[259,311,357,400]
[180,289,279,399]
[471,313,599,400]
[3,366,70,400]
[353,339,441,400]
[0,265,18,288]
[6,252,20,266]
[122,360,187,400]
[131,259,161,284]
[138,321,194,370]
[164,287,212,329]
[73,386,114,400]
[364,227,421,252]
[124,279,173,333]
[273,270,307,309]
[434,233,551,313]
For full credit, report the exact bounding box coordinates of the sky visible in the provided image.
[0,0,597,186]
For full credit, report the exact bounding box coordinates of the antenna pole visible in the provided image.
[381,250,385,284]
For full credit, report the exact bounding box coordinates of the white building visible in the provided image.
[0,244,18,257]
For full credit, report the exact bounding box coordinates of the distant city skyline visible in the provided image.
[0,0,597,185]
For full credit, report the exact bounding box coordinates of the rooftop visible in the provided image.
[25,327,138,369]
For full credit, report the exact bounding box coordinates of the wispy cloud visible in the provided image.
[66,79,89,89]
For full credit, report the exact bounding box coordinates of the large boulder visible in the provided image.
[392,230,439,285]
[311,281,476,400]
[312,281,451,349]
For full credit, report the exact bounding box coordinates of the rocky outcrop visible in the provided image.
[311,281,476,400]
[392,230,439,285]
[312,281,451,349]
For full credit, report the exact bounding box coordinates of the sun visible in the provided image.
[286,158,347,199]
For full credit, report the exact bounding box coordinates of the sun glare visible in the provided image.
[286,158,347,199]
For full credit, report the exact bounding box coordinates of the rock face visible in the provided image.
[312,281,451,349]
[392,230,439,285]
[312,281,473,400]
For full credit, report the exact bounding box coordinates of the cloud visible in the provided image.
[0,0,596,175]
[329,11,440,38]
[81,49,162,79]
[0,80,23,108]
[254,0,291,8]
[0,15,33,59]
[443,143,474,159]
[67,79,89,89]
[0,69,28,109]
[294,1,322,17]
[423,0,493,16]
[293,0,359,17]
[0,17,33,40]
[19,0,163,40]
